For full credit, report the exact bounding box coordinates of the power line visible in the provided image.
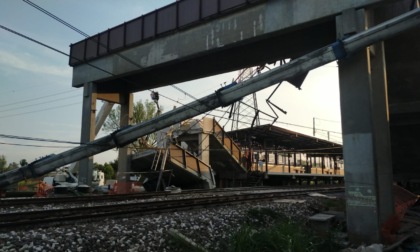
[0,133,81,145]
[0,142,74,148]
[23,0,90,38]
[314,117,340,123]
[0,94,80,113]
[0,89,79,108]
[0,24,69,58]
[0,102,80,119]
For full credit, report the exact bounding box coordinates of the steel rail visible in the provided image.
[0,187,343,230]
[0,185,336,207]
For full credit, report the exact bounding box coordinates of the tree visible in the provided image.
[0,155,6,173]
[19,159,28,167]
[94,162,115,180]
[102,163,115,180]
[102,100,162,153]
[7,162,18,171]
[109,159,119,174]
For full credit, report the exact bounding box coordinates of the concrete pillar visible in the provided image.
[337,9,394,244]
[79,82,97,186]
[117,93,133,193]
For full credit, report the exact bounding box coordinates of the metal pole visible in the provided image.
[313,117,315,136]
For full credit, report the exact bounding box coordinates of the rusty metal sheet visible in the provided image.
[109,24,124,51]
[178,0,200,27]
[98,31,108,55]
[201,0,218,19]
[220,0,247,12]
[125,17,143,46]
[69,41,85,65]
[143,12,156,39]
[157,4,177,34]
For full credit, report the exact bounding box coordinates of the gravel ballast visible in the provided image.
[0,199,320,252]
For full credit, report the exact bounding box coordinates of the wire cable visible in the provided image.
[0,94,80,113]
[0,133,81,145]
[0,102,80,119]
[0,89,79,108]
[0,142,75,148]
[23,0,90,38]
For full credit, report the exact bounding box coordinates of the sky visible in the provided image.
[0,0,342,166]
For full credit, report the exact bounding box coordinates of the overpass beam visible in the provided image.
[79,82,97,186]
[337,9,394,244]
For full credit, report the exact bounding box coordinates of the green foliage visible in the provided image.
[102,163,115,180]
[7,162,19,171]
[19,159,28,167]
[109,159,118,174]
[94,162,115,180]
[226,208,343,252]
[0,155,6,172]
[245,208,287,227]
[102,100,162,153]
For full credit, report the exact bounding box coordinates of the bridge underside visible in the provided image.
[79,21,336,94]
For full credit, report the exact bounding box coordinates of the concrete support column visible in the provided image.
[117,93,133,193]
[79,82,97,186]
[337,9,394,244]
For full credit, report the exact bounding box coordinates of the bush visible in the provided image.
[227,208,343,252]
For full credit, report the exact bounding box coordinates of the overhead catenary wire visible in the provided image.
[0,133,82,145]
[0,89,80,108]
[0,102,80,119]
[22,0,90,38]
[0,142,75,148]
[0,94,80,113]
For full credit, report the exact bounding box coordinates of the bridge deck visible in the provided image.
[70,0,384,94]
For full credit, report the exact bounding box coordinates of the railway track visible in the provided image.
[0,186,343,230]
[0,185,321,207]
